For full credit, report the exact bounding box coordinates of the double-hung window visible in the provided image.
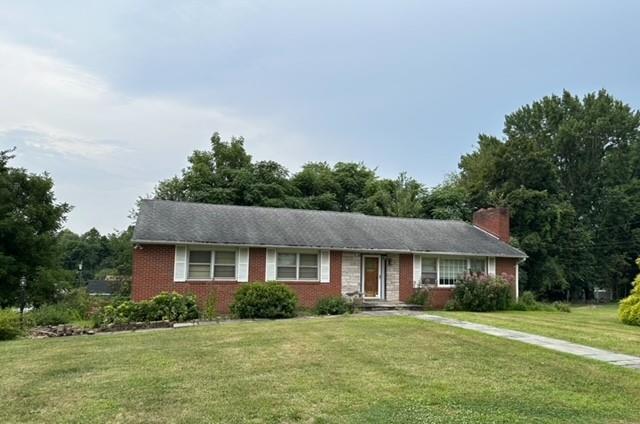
[438,258,467,286]
[421,257,437,285]
[214,251,236,278]
[187,249,236,280]
[188,250,212,279]
[469,258,487,274]
[424,256,488,287]
[276,252,318,281]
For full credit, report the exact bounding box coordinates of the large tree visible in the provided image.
[459,90,640,299]
[155,133,301,207]
[154,133,425,218]
[57,226,134,282]
[0,149,72,307]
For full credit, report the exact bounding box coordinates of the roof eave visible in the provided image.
[131,238,527,259]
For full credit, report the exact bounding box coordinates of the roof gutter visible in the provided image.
[131,238,527,259]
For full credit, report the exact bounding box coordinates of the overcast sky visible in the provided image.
[1,1,639,234]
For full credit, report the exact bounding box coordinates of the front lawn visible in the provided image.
[1,315,639,423]
[435,304,640,356]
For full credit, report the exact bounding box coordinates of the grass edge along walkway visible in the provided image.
[417,314,640,370]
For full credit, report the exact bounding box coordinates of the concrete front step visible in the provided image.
[360,301,423,311]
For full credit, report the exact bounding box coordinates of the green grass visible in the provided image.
[1,315,639,423]
[435,303,640,356]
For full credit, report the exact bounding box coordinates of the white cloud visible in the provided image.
[0,127,124,159]
[0,40,307,232]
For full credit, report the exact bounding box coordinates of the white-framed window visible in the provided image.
[188,250,212,279]
[421,257,437,285]
[469,257,487,274]
[276,252,319,281]
[187,249,236,280]
[421,256,488,287]
[439,258,467,286]
[214,250,236,279]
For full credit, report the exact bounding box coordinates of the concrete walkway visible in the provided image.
[417,314,640,370]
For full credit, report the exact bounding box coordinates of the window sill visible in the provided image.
[182,279,239,284]
[276,280,321,284]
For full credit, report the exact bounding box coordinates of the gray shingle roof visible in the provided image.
[133,199,526,258]
[86,280,115,295]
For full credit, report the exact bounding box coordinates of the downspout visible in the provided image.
[516,257,526,300]
[383,256,387,300]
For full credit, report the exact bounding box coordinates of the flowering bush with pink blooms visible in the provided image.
[450,273,514,312]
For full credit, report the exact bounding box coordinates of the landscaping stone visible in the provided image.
[31,325,96,338]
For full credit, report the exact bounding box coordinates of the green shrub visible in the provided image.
[443,300,457,311]
[230,282,297,319]
[29,304,82,326]
[619,292,640,326]
[315,296,353,315]
[201,291,218,320]
[510,291,571,312]
[0,309,22,341]
[96,292,199,325]
[59,288,92,318]
[552,301,571,313]
[511,291,542,311]
[407,288,430,308]
[150,292,199,322]
[450,273,514,312]
[619,260,640,326]
[519,291,537,307]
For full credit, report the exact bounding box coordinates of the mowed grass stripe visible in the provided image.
[1,316,639,423]
[436,304,640,357]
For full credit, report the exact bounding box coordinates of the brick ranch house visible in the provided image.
[132,200,526,312]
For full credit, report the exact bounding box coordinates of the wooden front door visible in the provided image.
[363,256,380,298]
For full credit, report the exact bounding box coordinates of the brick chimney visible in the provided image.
[473,207,510,242]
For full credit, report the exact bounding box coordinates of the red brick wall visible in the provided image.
[132,244,240,314]
[248,248,266,282]
[283,250,342,309]
[497,257,518,297]
[132,245,342,313]
[396,253,519,309]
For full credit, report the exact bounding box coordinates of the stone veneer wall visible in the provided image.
[385,254,400,301]
[341,252,361,295]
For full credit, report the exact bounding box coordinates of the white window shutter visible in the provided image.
[413,255,422,288]
[266,249,277,281]
[174,245,187,282]
[488,257,496,276]
[320,250,330,283]
[237,247,249,282]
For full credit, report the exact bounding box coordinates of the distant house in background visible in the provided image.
[131,200,526,312]
[86,280,117,296]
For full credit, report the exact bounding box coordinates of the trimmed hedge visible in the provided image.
[230,283,297,319]
[315,296,353,315]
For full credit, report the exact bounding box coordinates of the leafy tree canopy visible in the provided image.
[0,149,71,307]
[153,132,427,217]
[147,90,640,300]
[459,90,640,299]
